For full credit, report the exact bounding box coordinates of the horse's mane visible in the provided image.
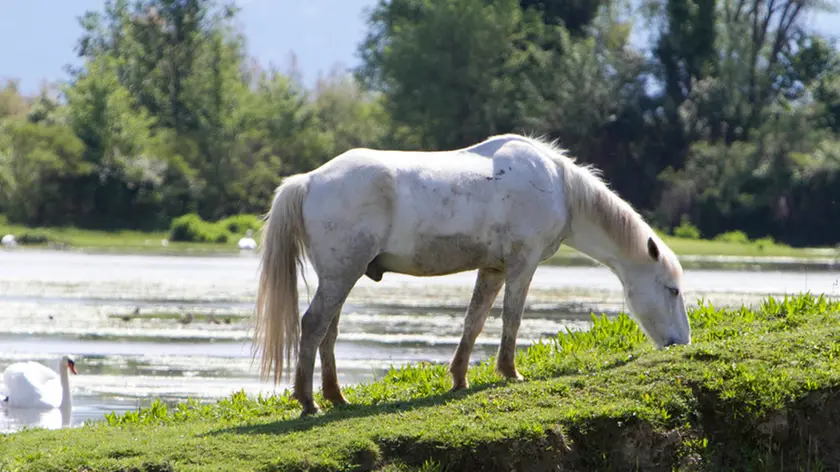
[490,134,651,260]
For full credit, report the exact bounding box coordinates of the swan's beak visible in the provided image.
[68,360,78,375]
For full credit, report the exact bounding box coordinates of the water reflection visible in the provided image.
[1,405,71,431]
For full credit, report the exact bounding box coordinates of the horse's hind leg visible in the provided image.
[294,276,358,416]
[319,311,346,405]
[449,268,505,391]
[496,258,540,381]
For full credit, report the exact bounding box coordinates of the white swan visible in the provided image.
[237,229,257,251]
[1,234,16,248]
[2,356,77,410]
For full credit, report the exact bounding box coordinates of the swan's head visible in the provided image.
[61,356,78,375]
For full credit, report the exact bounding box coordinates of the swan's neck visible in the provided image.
[59,365,72,411]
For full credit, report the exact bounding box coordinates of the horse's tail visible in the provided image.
[253,173,310,385]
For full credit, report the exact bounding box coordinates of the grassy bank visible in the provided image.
[0,215,252,255]
[3,293,840,471]
[2,215,838,262]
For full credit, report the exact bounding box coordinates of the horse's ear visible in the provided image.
[647,237,660,261]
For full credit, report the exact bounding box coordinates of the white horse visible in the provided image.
[253,133,690,416]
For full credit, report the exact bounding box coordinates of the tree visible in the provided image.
[357,0,539,150]
[519,0,606,36]
[313,67,389,156]
[232,70,332,214]
[63,55,168,227]
[0,80,29,122]
[652,0,717,107]
[2,119,87,225]
[75,0,232,135]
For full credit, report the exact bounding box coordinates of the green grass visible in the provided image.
[0,220,237,255]
[3,293,840,471]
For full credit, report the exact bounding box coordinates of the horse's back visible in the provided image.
[301,137,569,277]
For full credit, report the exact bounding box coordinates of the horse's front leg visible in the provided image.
[294,279,355,416]
[496,257,540,381]
[449,268,505,391]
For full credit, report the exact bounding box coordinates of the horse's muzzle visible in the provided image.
[663,336,691,347]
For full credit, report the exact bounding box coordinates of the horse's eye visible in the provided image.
[668,287,680,296]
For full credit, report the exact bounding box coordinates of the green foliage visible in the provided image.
[0,0,384,231]
[0,80,30,121]
[168,213,224,243]
[218,213,262,235]
[673,215,701,239]
[16,232,50,245]
[313,68,390,155]
[1,119,88,225]
[357,0,539,150]
[167,212,261,243]
[554,312,647,354]
[519,0,606,34]
[714,230,750,244]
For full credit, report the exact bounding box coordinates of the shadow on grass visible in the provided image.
[204,351,646,439]
[203,380,506,438]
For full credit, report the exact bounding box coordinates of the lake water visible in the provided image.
[1,249,839,433]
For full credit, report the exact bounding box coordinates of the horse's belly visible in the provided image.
[375,233,501,277]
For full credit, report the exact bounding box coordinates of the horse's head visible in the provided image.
[621,236,691,348]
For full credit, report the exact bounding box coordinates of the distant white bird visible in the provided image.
[2,356,77,410]
[1,234,16,247]
[237,229,257,251]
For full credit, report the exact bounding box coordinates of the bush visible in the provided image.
[168,213,229,243]
[754,236,779,251]
[18,232,50,245]
[673,215,701,240]
[714,230,750,244]
[218,214,262,235]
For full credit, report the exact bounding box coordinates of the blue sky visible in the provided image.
[0,0,379,94]
[1,0,838,96]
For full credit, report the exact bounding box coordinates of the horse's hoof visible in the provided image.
[300,408,320,418]
[507,372,525,383]
[300,404,321,417]
[497,370,524,383]
[448,383,468,393]
[325,395,349,406]
[495,365,523,381]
